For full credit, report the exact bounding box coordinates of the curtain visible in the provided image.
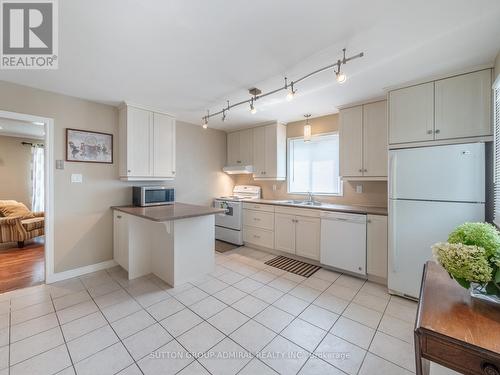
[31,145,44,212]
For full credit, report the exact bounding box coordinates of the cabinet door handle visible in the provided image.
[117,215,122,219]
[253,218,261,221]
[127,170,131,173]
[172,171,175,174]
[426,130,433,134]
[253,234,261,239]
[435,129,441,134]
[358,169,363,173]
[237,160,241,164]
[364,169,368,172]
[367,219,371,223]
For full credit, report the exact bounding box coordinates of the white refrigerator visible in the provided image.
[388,143,485,299]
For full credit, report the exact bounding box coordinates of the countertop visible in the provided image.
[111,203,225,222]
[242,199,388,216]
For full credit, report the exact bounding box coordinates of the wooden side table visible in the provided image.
[415,261,500,375]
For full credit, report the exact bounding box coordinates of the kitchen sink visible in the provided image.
[280,200,323,206]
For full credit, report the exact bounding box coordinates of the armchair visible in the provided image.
[0,212,45,248]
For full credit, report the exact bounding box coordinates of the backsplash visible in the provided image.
[231,174,387,207]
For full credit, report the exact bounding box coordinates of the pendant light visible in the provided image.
[303,114,312,142]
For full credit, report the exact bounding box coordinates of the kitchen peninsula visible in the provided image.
[111,203,224,286]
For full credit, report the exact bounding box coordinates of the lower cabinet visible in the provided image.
[366,214,388,280]
[274,212,320,261]
[113,211,129,271]
[243,225,274,249]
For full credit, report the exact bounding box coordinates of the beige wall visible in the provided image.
[0,81,230,273]
[0,136,41,208]
[231,113,388,207]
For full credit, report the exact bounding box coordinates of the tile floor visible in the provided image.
[0,246,456,375]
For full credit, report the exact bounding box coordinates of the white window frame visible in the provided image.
[287,132,343,196]
[493,77,500,226]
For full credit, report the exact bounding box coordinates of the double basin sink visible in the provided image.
[277,199,323,207]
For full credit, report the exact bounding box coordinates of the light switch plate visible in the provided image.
[356,184,363,194]
[71,174,83,183]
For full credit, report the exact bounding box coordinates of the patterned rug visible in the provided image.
[264,255,321,277]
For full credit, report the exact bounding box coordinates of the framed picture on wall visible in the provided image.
[66,128,113,163]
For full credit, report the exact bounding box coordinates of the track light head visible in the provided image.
[250,98,257,114]
[222,110,227,122]
[336,71,347,84]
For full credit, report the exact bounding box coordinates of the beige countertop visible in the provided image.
[242,198,388,216]
[111,203,225,222]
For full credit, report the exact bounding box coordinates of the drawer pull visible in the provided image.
[254,218,261,221]
[482,363,499,375]
[253,235,261,239]
[117,215,122,219]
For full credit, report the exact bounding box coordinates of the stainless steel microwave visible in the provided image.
[132,186,175,207]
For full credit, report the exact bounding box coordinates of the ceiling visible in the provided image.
[0,0,499,130]
[0,118,45,139]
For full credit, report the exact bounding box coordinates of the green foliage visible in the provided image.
[448,222,500,259]
[432,242,492,284]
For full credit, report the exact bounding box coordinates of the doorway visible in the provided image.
[0,110,54,293]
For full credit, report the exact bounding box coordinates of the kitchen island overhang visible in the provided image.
[111,203,225,287]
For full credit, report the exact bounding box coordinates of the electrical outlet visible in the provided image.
[71,174,83,183]
[356,184,363,194]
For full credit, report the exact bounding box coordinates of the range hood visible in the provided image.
[222,165,254,174]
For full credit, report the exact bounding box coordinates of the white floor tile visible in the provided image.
[299,305,339,331]
[273,294,309,316]
[94,289,131,310]
[249,270,278,284]
[146,297,184,321]
[67,324,118,363]
[74,342,133,375]
[299,356,345,375]
[138,340,193,375]
[213,286,247,305]
[49,279,86,299]
[101,298,142,322]
[312,269,341,283]
[232,295,268,317]
[252,285,284,304]
[160,308,203,337]
[111,309,155,339]
[199,338,251,375]
[359,352,413,375]
[10,312,59,342]
[10,344,71,375]
[177,360,211,375]
[61,311,107,341]
[385,297,418,323]
[10,326,64,365]
[260,336,309,375]
[230,320,276,354]
[216,270,246,284]
[369,331,416,372]
[353,291,390,313]
[116,363,143,375]
[239,358,278,374]
[289,285,322,303]
[233,278,264,293]
[281,318,327,352]
[313,293,349,314]
[196,278,229,295]
[53,290,90,311]
[178,321,225,354]
[207,307,249,335]
[175,287,209,306]
[325,283,359,301]
[268,277,298,293]
[315,333,366,375]
[57,300,98,325]
[342,302,383,329]
[334,275,365,290]
[190,296,227,319]
[123,323,172,361]
[254,305,295,333]
[11,301,54,325]
[378,314,414,344]
[331,316,375,349]
[301,277,332,292]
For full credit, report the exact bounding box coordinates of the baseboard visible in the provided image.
[46,259,117,284]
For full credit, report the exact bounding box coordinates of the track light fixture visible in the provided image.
[285,77,296,101]
[202,48,364,123]
[303,114,312,142]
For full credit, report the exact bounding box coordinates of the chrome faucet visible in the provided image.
[307,192,313,202]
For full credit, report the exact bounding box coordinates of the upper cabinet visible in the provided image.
[253,122,287,180]
[389,69,492,146]
[227,128,253,165]
[389,83,434,144]
[119,104,176,181]
[340,100,387,179]
[434,69,492,140]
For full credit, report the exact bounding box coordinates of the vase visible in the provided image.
[470,283,500,305]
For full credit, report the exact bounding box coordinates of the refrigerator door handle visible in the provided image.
[388,152,396,199]
[389,201,398,273]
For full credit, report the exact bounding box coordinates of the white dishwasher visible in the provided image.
[320,211,367,276]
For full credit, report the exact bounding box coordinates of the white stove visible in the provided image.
[214,185,261,245]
